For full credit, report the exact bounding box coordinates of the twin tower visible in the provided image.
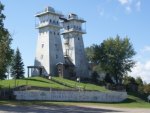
[33,6,89,78]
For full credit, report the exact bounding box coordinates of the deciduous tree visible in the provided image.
[0,2,13,79]
[92,35,136,84]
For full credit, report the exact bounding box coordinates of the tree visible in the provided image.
[0,2,13,79]
[143,84,150,94]
[104,73,114,84]
[11,48,24,79]
[135,77,143,86]
[123,75,136,85]
[85,46,95,63]
[92,35,136,84]
[91,71,99,84]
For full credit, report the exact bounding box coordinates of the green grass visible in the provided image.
[0,77,108,92]
[52,77,109,92]
[0,77,109,92]
[0,77,70,90]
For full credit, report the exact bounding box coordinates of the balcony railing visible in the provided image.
[36,8,63,17]
[35,21,63,28]
[61,15,85,22]
[62,28,86,34]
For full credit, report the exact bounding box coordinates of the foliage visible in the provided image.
[91,71,99,84]
[85,46,95,63]
[11,48,24,79]
[104,73,114,84]
[135,77,143,86]
[91,35,136,84]
[143,84,150,94]
[0,2,13,79]
[123,75,136,85]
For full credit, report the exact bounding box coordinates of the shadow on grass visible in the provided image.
[127,92,148,102]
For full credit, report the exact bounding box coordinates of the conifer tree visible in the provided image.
[11,48,24,79]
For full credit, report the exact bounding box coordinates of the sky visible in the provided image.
[1,0,150,83]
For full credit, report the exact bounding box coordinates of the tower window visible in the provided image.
[41,55,43,59]
[42,44,44,48]
[54,32,55,35]
[78,37,80,40]
[56,55,58,59]
[67,26,70,30]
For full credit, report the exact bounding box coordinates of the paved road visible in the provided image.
[0,104,150,113]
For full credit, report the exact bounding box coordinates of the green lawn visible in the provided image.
[0,76,109,92]
[52,77,109,92]
[0,77,70,90]
[0,96,149,108]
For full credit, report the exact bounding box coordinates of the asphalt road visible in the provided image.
[0,104,150,113]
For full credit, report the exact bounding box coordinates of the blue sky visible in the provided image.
[1,0,150,83]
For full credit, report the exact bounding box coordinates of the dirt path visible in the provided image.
[0,104,150,113]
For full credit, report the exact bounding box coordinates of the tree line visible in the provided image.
[0,2,24,80]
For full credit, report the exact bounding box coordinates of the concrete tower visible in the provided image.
[61,13,89,78]
[33,6,64,76]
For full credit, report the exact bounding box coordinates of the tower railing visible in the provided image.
[36,9,63,16]
[62,28,86,34]
[35,21,63,28]
[61,15,85,22]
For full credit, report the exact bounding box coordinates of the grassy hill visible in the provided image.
[0,77,69,90]
[0,76,149,108]
[0,77,108,92]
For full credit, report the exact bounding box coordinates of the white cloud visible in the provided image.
[118,0,130,5]
[135,1,141,11]
[125,6,132,13]
[97,5,105,17]
[130,61,150,83]
[129,46,150,83]
[118,0,141,13]
[141,46,150,52]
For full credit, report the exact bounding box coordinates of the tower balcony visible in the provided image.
[68,16,86,23]
[35,21,63,29]
[35,6,63,17]
[60,15,86,23]
[61,28,86,34]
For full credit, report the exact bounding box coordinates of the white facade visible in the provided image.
[61,14,89,78]
[33,7,64,76]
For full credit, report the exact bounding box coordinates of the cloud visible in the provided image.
[118,0,131,5]
[130,61,150,83]
[135,1,141,11]
[97,6,105,16]
[118,0,141,13]
[129,46,150,83]
[141,46,150,53]
[97,2,119,21]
